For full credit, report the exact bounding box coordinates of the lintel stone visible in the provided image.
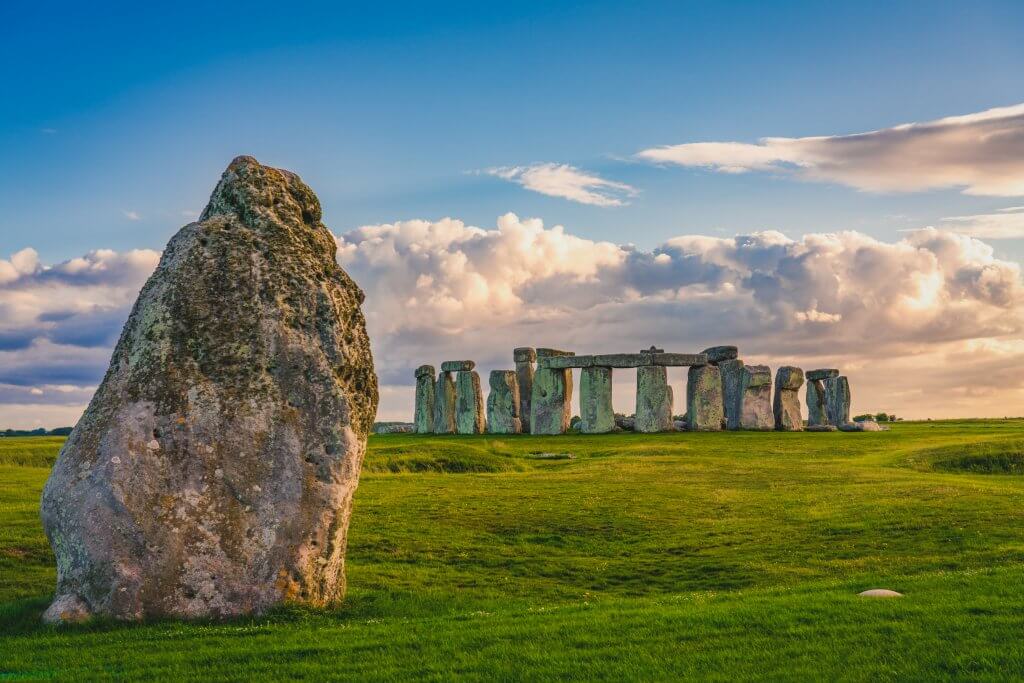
[806,368,839,381]
[441,360,475,372]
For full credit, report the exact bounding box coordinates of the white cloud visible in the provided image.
[122,210,141,221]
[485,163,637,206]
[941,206,1024,239]
[637,102,1024,196]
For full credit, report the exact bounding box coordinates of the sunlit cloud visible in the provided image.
[941,206,1024,239]
[484,163,638,206]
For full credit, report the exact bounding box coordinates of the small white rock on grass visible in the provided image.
[858,589,903,598]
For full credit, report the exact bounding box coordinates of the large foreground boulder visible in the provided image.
[40,156,378,623]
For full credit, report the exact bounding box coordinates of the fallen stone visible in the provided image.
[840,420,887,432]
[773,366,804,431]
[486,370,521,434]
[580,366,615,434]
[455,370,486,434]
[373,422,415,434]
[515,349,536,434]
[739,365,773,430]
[441,360,475,372]
[531,366,573,434]
[702,345,738,365]
[615,414,635,432]
[806,368,839,382]
[858,589,903,598]
[433,372,457,434]
[806,425,838,432]
[824,376,851,427]
[719,359,745,430]
[636,366,674,432]
[687,364,724,431]
[414,365,436,433]
[40,156,378,623]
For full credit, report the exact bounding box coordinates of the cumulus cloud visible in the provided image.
[637,102,1024,196]
[941,206,1024,239]
[484,163,637,206]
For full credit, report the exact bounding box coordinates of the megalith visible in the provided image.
[433,371,457,434]
[580,366,614,434]
[739,364,774,430]
[487,370,521,434]
[687,364,724,431]
[455,365,486,434]
[719,358,745,430]
[701,345,738,365]
[636,365,674,432]
[805,369,838,427]
[824,375,851,427]
[39,156,378,623]
[514,347,536,434]
[531,348,574,435]
[773,366,804,431]
[413,365,435,433]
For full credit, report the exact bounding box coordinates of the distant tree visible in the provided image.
[875,413,890,422]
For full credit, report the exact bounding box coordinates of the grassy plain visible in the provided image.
[2,420,1024,680]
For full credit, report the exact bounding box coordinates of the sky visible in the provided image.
[2,1,1024,426]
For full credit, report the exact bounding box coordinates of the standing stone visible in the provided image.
[824,376,851,427]
[486,370,521,434]
[414,365,435,433]
[39,156,378,623]
[635,366,674,432]
[687,364,724,431]
[739,364,774,430]
[514,347,536,434]
[433,371,456,434]
[580,366,614,434]
[531,349,574,435]
[719,358,745,430]
[455,370,486,434]
[773,366,804,431]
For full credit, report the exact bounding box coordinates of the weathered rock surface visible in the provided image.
[719,358,745,430]
[413,365,435,433]
[773,366,804,431]
[441,360,475,372]
[824,376,851,428]
[840,419,886,432]
[531,363,573,435]
[806,424,838,432]
[580,366,614,434]
[806,368,839,382]
[433,372,456,434]
[514,348,536,434]
[373,422,415,434]
[40,156,378,623]
[455,370,486,434]
[636,366,674,432]
[486,370,521,434]
[702,345,738,365]
[687,365,724,431]
[739,365,773,430]
[806,378,827,427]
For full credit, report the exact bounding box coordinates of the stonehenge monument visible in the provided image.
[411,345,858,436]
[414,364,435,434]
[487,370,521,434]
[773,366,805,431]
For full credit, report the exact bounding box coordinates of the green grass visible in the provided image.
[3,420,1024,680]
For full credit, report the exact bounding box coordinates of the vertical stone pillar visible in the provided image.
[514,347,536,434]
[454,366,486,435]
[580,366,614,433]
[687,364,724,431]
[530,348,574,435]
[773,366,804,431]
[413,364,436,433]
[805,369,838,427]
[433,371,456,434]
[719,358,745,431]
[739,364,773,430]
[635,365,673,432]
[487,370,521,434]
[824,375,851,427]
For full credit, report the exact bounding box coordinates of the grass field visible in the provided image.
[3,421,1024,680]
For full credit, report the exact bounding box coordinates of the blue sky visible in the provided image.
[2,1,1024,426]
[3,1,1024,259]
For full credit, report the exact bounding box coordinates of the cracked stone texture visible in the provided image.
[773,366,804,431]
[719,359,745,430]
[687,364,724,431]
[824,375,851,427]
[636,366,674,432]
[580,366,615,434]
[515,350,535,434]
[433,372,456,434]
[455,370,486,434]
[486,370,521,434]
[40,156,378,623]
[413,366,435,433]
[806,379,827,427]
[530,367,573,434]
[739,365,774,430]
